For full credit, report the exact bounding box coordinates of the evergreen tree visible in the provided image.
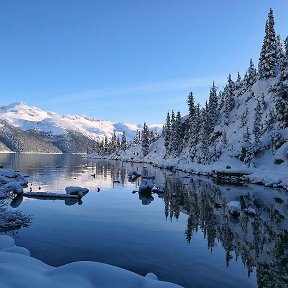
[104,136,108,154]
[141,122,150,156]
[247,59,257,86]
[168,110,176,154]
[258,8,277,79]
[200,103,210,163]
[240,107,248,128]
[265,107,277,132]
[223,74,235,125]
[116,135,121,151]
[222,130,227,147]
[121,131,127,150]
[276,35,285,71]
[164,111,171,151]
[208,81,218,127]
[242,127,254,166]
[253,100,262,151]
[235,72,242,90]
[184,92,196,145]
[111,130,117,152]
[274,36,288,127]
[189,104,201,159]
[170,111,183,156]
[259,93,267,110]
[187,92,195,121]
[133,130,141,145]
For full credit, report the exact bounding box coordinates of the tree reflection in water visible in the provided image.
[162,176,288,288]
[93,159,287,288]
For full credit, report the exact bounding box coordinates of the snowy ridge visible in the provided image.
[0,102,162,153]
[0,102,160,140]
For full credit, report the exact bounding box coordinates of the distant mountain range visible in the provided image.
[0,102,162,153]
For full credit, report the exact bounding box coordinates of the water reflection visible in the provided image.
[0,200,31,233]
[163,177,288,288]
[84,158,288,287]
[0,154,287,287]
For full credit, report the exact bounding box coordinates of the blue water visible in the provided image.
[0,153,287,288]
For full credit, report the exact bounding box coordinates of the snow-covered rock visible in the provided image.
[227,201,241,217]
[65,186,89,197]
[0,169,28,197]
[139,179,154,192]
[128,170,141,181]
[243,207,257,216]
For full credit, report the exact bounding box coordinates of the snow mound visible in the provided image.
[227,201,241,217]
[0,235,183,288]
[65,186,89,197]
[0,169,28,197]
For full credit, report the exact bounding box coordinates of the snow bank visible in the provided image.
[0,169,28,197]
[0,235,183,288]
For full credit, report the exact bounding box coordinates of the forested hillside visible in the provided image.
[91,9,288,189]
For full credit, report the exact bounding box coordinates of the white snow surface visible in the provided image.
[65,186,89,197]
[0,102,162,141]
[0,169,28,197]
[0,235,183,288]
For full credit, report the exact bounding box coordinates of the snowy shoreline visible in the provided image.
[85,152,288,191]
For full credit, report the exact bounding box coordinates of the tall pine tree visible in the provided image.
[142,122,150,156]
[258,8,277,79]
[208,81,218,128]
[164,111,171,151]
[223,74,235,125]
[253,100,262,151]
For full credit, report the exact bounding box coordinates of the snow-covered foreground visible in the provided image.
[0,235,183,288]
[0,167,183,287]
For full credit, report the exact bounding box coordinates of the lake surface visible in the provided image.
[0,153,287,288]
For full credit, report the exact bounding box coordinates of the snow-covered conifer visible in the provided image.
[170,111,183,156]
[240,107,248,128]
[187,103,201,160]
[208,81,218,127]
[141,122,150,156]
[265,107,277,132]
[223,74,235,125]
[242,127,254,165]
[258,9,277,79]
[253,101,262,151]
[187,92,195,121]
[247,59,257,86]
[200,103,210,162]
[274,36,288,127]
[276,35,285,71]
[164,112,171,151]
[121,131,127,150]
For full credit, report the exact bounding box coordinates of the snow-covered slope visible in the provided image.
[0,102,162,153]
[0,102,158,140]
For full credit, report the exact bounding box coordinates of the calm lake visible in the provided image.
[0,153,287,288]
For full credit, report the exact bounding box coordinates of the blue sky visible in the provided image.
[0,0,287,124]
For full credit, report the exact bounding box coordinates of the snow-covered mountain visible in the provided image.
[0,102,162,153]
